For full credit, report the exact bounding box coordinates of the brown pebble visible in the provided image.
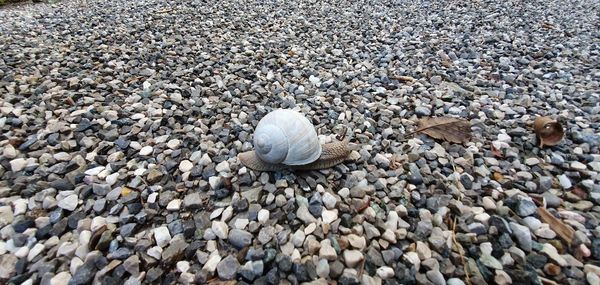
[544,263,561,276]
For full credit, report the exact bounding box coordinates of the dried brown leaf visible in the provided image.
[414,117,472,144]
[537,207,575,245]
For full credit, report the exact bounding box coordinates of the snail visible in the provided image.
[238,109,353,171]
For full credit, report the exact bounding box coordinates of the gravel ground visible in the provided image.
[1,0,600,284]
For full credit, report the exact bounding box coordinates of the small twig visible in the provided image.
[452,217,472,285]
[448,155,471,285]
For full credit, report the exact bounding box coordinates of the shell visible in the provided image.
[534,116,564,148]
[253,109,322,165]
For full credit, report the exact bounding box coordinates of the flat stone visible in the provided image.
[139,146,153,156]
[57,195,78,211]
[343,250,364,267]
[50,271,71,285]
[229,229,253,249]
[179,160,193,172]
[217,255,240,280]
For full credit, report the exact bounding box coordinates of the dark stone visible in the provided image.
[214,188,230,199]
[488,215,512,234]
[50,179,74,191]
[382,249,397,265]
[263,248,276,264]
[340,214,353,228]
[145,267,164,282]
[506,268,541,285]
[229,229,253,249]
[51,218,69,236]
[526,253,547,268]
[265,267,279,284]
[592,239,600,260]
[246,248,264,261]
[329,260,344,279]
[35,224,52,240]
[120,223,138,237]
[339,271,361,285]
[71,261,97,284]
[115,137,130,149]
[504,195,536,217]
[184,241,203,260]
[19,135,38,150]
[276,255,292,272]
[366,246,385,267]
[167,220,184,236]
[47,133,60,145]
[127,203,143,215]
[68,211,86,229]
[408,164,423,185]
[415,220,433,239]
[216,255,240,280]
[395,263,416,284]
[75,118,93,132]
[12,234,28,247]
[48,208,64,224]
[108,247,132,260]
[92,183,111,196]
[161,238,188,266]
[460,174,473,189]
[292,263,310,282]
[182,219,196,239]
[426,195,452,212]
[194,270,209,284]
[308,193,323,217]
[305,260,317,280]
[497,233,514,249]
[232,198,249,212]
[13,216,34,233]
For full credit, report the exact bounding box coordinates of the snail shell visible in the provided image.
[238,109,352,172]
[252,109,322,165]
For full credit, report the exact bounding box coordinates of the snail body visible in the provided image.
[238,109,352,171]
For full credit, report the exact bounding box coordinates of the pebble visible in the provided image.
[139,146,153,156]
[212,221,229,240]
[257,209,269,224]
[558,174,572,189]
[215,161,231,173]
[343,250,364,267]
[322,192,337,209]
[316,259,330,278]
[322,209,338,224]
[154,227,171,248]
[179,160,193,172]
[509,222,532,252]
[217,255,240,280]
[167,139,180,149]
[376,266,394,279]
[320,239,338,260]
[50,271,71,285]
[57,195,78,211]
